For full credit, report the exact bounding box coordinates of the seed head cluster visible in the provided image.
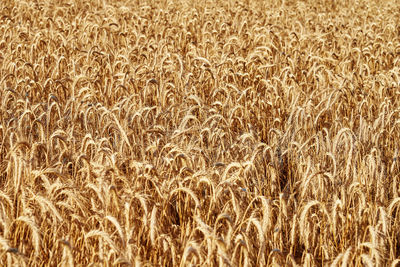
[1,0,400,266]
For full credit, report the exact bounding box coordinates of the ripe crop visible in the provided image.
[1,0,400,265]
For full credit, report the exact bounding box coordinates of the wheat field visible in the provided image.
[0,0,400,266]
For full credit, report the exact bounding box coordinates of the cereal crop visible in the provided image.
[1,0,400,266]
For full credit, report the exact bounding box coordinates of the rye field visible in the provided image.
[1,0,400,266]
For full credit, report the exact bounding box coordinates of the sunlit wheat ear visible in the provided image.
[0,236,11,253]
[360,253,374,267]
[30,194,63,223]
[59,239,74,267]
[85,229,119,260]
[267,248,285,266]
[180,241,202,266]
[4,247,27,267]
[341,246,353,267]
[149,206,158,246]
[105,215,125,246]
[299,201,320,250]
[391,259,400,267]
[13,216,40,259]
[169,188,200,211]
[245,217,265,265]
[0,190,14,218]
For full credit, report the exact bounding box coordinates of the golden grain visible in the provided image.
[1,0,400,265]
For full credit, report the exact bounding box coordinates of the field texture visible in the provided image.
[1,0,400,266]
